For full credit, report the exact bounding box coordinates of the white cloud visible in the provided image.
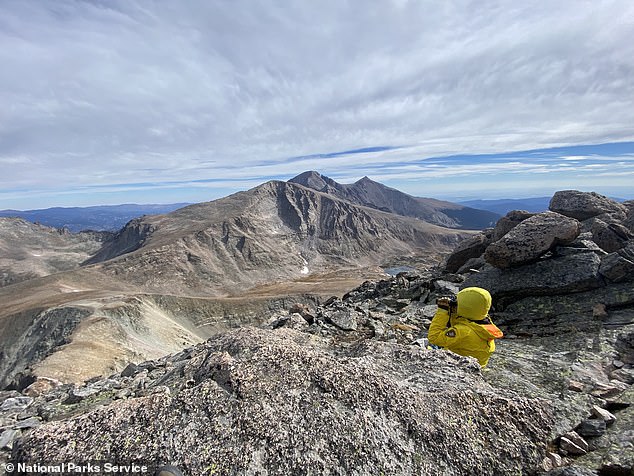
[1,0,634,207]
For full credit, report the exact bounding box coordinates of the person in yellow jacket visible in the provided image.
[427,287,503,367]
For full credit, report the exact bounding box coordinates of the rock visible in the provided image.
[13,416,42,430]
[598,242,634,282]
[274,313,309,330]
[484,212,580,268]
[591,405,616,424]
[0,396,33,413]
[568,381,585,392]
[444,233,490,273]
[611,368,634,384]
[0,429,20,450]
[63,386,100,405]
[431,280,459,295]
[120,362,140,378]
[577,419,606,437]
[380,297,410,310]
[492,210,535,241]
[549,190,627,221]
[559,431,589,455]
[463,253,602,300]
[13,327,555,476]
[288,302,314,322]
[324,308,359,331]
[591,220,633,253]
[24,377,62,397]
[543,467,599,476]
[592,303,608,320]
[456,256,487,274]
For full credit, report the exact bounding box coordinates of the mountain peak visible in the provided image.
[289,171,337,192]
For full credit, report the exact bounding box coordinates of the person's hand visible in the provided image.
[436,296,457,314]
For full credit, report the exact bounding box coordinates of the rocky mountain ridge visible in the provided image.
[84,178,469,296]
[290,171,499,229]
[2,190,633,474]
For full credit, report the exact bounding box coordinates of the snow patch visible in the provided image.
[300,257,309,275]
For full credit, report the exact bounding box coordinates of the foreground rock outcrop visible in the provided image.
[7,328,552,475]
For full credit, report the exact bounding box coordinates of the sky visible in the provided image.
[1,0,633,210]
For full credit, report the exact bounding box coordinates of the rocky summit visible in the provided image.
[1,190,633,475]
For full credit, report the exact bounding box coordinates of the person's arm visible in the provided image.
[428,308,451,347]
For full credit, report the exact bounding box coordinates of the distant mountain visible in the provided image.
[0,217,110,287]
[85,178,470,295]
[457,197,552,216]
[0,203,190,233]
[290,171,499,229]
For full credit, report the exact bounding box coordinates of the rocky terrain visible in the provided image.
[0,218,110,287]
[84,178,469,296]
[1,190,633,474]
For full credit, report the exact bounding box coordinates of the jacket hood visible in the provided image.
[457,287,492,320]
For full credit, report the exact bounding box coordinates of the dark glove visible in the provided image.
[436,295,457,313]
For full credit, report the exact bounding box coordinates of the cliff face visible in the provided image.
[289,171,500,229]
[86,180,468,295]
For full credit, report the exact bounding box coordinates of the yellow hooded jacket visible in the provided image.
[427,287,503,367]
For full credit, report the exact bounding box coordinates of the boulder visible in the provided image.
[323,308,360,330]
[484,212,580,269]
[465,252,602,300]
[492,210,535,241]
[443,233,490,273]
[549,190,627,221]
[598,242,634,283]
[591,219,632,253]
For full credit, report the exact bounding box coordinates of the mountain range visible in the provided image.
[0,203,190,233]
[0,171,485,387]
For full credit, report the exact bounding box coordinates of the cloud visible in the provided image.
[1,0,634,207]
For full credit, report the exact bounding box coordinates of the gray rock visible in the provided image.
[599,242,634,282]
[611,368,634,384]
[591,219,633,253]
[559,431,589,455]
[456,256,487,274]
[63,386,100,405]
[577,419,606,437]
[492,210,535,241]
[0,429,20,450]
[484,212,580,268]
[543,467,598,476]
[0,396,33,412]
[14,327,554,476]
[591,405,616,424]
[13,416,42,430]
[463,253,603,300]
[324,308,359,330]
[549,190,627,221]
[431,280,460,295]
[443,233,490,273]
[120,362,140,378]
